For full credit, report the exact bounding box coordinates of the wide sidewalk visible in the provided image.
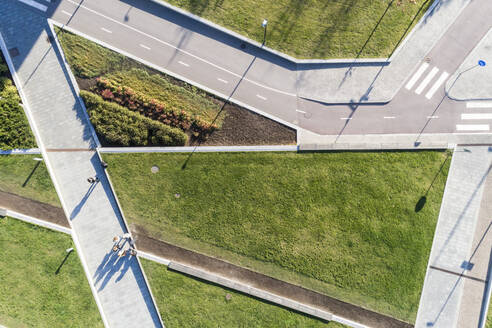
[416,146,492,328]
[0,2,163,327]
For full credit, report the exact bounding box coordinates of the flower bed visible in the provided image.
[94,78,218,139]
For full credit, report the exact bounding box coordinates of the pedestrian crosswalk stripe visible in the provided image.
[425,71,449,99]
[466,101,492,108]
[456,124,490,131]
[415,67,439,95]
[405,62,429,90]
[461,113,492,120]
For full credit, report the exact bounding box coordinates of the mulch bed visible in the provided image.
[75,77,296,147]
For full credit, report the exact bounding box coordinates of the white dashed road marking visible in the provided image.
[17,0,47,12]
[139,44,151,50]
[256,94,267,100]
[425,72,449,99]
[178,61,190,67]
[296,110,307,114]
[405,62,429,90]
[62,10,73,16]
[466,101,492,108]
[383,116,395,119]
[461,113,492,120]
[456,124,490,131]
[101,27,112,34]
[340,117,352,120]
[415,67,439,95]
[217,78,228,84]
[427,116,439,119]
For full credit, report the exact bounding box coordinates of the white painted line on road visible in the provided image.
[16,0,48,12]
[415,67,439,95]
[256,94,267,100]
[139,44,151,50]
[61,10,73,16]
[64,0,297,97]
[101,27,112,34]
[383,116,395,119]
[340,117,352,120]
[425,71,449,99]
[217,78,228,84]
[466,101,492,108]
[456,124,490,131]
[296,110,307,114]
[405,62,429,90]
[461,113,492,120]
[427,116,439,119]
[178,61,190,67]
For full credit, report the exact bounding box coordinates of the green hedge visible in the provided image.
[81,91,188,146]
[0,77,36,149]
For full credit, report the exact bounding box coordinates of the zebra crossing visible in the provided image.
[15,0,49,12]
[456,101,492,132]
[405,62,450,100]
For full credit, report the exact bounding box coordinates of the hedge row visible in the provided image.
[94,78,217,139]
[81,91,188,147]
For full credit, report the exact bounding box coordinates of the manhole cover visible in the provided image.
[425,57,431,63]
[225,293,232,301]
[304,112,312,119]
[151,165,159,173]
[8,47,19,58]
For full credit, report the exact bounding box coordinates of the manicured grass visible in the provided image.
[104,151,450,322]
[161,0,432,59]
[0,155,60,207]
[0,55,36,150]
[142,259,345,327]
[0,217,102,328]
[56,28,223,126]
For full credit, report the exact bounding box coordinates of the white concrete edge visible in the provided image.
[478,256,492,328]
[331,315,368,328]
[0,148,41,154]
[414,145,456,324]
[4,209,71,234]
[94,148,166,328]
[0,32,111,328]
[49,21,300,135]
[47,19,102,149]
[99,145,298,153]
[444,27,492,101]
[137,251,171,266]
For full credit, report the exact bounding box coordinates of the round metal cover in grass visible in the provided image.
[174,193,181,199]
[151,165,159,173]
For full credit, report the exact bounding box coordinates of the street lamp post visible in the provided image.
[262,19,268,45]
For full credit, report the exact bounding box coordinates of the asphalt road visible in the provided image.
[35,0,492,136]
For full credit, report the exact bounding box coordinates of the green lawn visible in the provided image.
[142,259,345,327]
[0,155,61,207]
[0,55,36,150]
[161,0,432,59]
[104,151,450,322]
[0,217,102,328]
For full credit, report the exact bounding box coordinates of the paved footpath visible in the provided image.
[0,2,163,327]
[416,146,492,328]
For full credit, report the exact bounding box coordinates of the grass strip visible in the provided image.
[104,150,450,322]
[160,0,432,59]
[0,155,60,207]
[142,259,345,327]
[0,217,102,328]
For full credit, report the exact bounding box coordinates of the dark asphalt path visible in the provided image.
[37,0,492,136]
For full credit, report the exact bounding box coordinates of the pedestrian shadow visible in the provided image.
[93,250,132,291]
[70,181,98,220]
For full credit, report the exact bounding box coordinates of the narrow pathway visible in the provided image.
[416,146,492,328]
[0,2,163,327]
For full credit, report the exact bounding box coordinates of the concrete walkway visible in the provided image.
[0,2,163,327]
[416,146,492,328]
